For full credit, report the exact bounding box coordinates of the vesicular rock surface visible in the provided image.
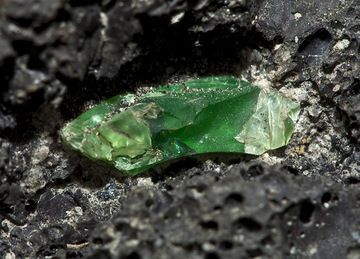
[1,0,360,258]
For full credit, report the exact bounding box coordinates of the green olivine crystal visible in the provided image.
[60,76,300,175]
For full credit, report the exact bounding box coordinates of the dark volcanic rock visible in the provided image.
[339,92,360,143]
[256,0,351,41]
[88,164,359,259]
[5,0,66,29]
[2,0,101,107]
[0,36,14,71]
[1,0,360,258]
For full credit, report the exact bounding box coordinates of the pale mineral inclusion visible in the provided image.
[60,76,300,175]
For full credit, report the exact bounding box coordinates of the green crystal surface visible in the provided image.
[60,76,300,175]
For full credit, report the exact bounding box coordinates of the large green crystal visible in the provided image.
[60,76,300,175]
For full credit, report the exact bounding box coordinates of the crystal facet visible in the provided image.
[60,76,300,175]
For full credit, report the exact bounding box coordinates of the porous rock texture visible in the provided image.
[1,0,360,258]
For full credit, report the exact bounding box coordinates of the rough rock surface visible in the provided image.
[1,0,360,258]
